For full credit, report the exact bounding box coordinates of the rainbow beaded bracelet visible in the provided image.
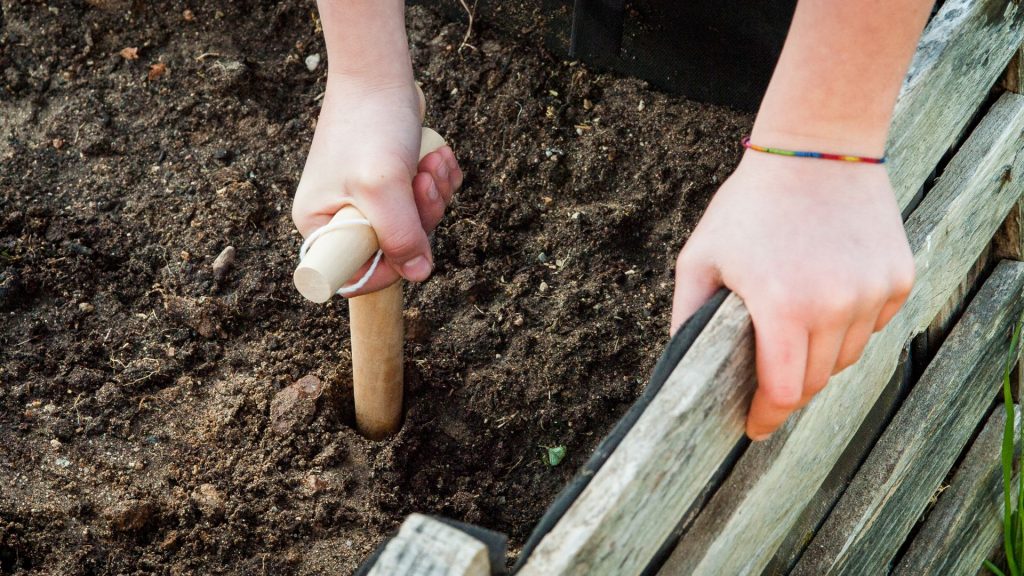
[741,137,886,164]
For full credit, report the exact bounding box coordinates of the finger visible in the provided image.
[875,293,907,331]
[875,268,914,330]
[356,177,434,283]
[670,250,722,334]
[412,171,447,233]
[445,147,464,192]
[798,328,846,407]
[746,317,809,441]
[834,312,881,374]
[418,148,454,206]
[340,174,445,298]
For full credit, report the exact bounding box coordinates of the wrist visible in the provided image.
[747,125,889,160]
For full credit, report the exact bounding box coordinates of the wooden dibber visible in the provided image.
[294,126,447,439]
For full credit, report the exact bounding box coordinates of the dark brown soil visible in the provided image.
[0,2,750,574]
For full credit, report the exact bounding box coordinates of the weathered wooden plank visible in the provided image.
[657,93,1024,576]
[888,0,1024,208]
[893,405,1022,575]
[367,514,490,576]
[790,260,1024,575]
[518,88,1024,575]
[762,347,912,575]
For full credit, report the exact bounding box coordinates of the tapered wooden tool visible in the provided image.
[294,127,447,439]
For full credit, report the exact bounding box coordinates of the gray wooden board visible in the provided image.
[790,260,1024,575]
[761,346,912,575]
[894,405,1023,575]
[887,0,1024,209]
[367,514,490,576]
[517,87,1024,574]
[656,92,1024,576]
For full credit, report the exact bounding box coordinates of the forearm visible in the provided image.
[316,0,413,86]
[751,0,934,156]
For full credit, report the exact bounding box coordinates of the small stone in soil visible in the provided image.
[212,245,236,279]
[270,375,323,435]
[213,149,232,163]
[78,302,95,314]
[305,53,321,72]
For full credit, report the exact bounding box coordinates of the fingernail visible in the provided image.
[437,160,449,180]
[403,255,432,280]
[427,180,440,202]
[750,433,771,442]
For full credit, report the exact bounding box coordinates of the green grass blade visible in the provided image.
[1001,323,1021,576]
[988,559,1010,576]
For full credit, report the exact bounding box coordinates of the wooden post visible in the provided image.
[293,127,447,439]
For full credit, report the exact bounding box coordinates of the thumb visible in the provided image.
[358,177,434,282]
[671,250,723,334]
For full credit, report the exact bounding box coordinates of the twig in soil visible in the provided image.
[195,52,222,61]
[457,0,478,54]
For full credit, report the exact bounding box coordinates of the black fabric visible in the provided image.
[570,0,627,61]
[511,289,731,572]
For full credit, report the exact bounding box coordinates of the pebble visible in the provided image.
[78,302,95,314]
[270,375,323,435]
[213,148,232,163]
[55,457,71,468]
[305,53,321,72]
[539,281,549,293]
[212,245,236,280]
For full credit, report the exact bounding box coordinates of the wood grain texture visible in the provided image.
[894,406,1022,576]
[657,92,1024,576]
[762,347,912,576]
[888,0,1024,208]
[790,260,1024,575]
[367,514,490,576]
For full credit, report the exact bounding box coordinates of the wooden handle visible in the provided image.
[293,126,448,303]
[294,126,447,440]
[351,282,405,439]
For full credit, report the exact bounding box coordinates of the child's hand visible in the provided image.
[671,152,914,440]
[292,78,463,296]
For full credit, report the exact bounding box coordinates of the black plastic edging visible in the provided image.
[511,288,731,572]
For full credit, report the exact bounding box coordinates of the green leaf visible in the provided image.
[545,445,567,467]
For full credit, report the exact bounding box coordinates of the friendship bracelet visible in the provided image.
[741,137,886,164]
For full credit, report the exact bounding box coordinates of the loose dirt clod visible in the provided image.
[192,483,226,518]
[104,499,157,534]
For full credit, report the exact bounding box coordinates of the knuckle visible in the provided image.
[381,226,425,260]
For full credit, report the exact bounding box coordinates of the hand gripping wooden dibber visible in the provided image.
[293,125,447,440]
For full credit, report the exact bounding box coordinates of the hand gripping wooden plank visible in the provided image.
[293,118,446,440]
